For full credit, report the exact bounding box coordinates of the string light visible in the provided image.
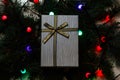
[96,45,102,52]
[1,14,8,21]
[102,15,110,23]
[34,0,39,4]
[26,45,32,53]
[20,68,27,74]
[49,11,54,15]
[26,26,32,33]
[78,4,83,10]
[101,36,106,43]
[85,72,91,78]
[78,30,83,36]
[95,69,104,78]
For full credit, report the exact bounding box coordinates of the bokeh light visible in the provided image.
[101,36,106,43]
[25,45,32,52]
[20,68,27,74]
[85,72,91,78]
[96,45,102,52]
[26,26,32,33]
[1,14,8,21]
[34,0,39,4]
[49,11,54,15]
[78,4,83,10]
[78,30,83,36]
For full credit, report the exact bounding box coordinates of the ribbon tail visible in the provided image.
[57,22,68,30]
[44,23,54,30]
[42,30,55,44]
[57,31,69,38]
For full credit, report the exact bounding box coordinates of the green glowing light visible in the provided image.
[20,68,27,74]
[78,30,83,36]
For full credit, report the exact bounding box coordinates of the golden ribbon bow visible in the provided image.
[42,16,78,66]
[42,21,69,44]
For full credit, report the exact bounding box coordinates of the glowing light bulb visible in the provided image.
[78,4,83,10]
[78,30,83,36]
[20,68,26,74]
[26,45,32,52]
[26,27,32,33]
[1,15,8,21]
[96,45,102,52]
[85,72,91,78]
[34,0,39,4]
[102,15,110,23]
[49,11,54,15]
[101,36,106,43]
[95,69,104,78]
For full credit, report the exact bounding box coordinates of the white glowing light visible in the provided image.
[49,12,54,15]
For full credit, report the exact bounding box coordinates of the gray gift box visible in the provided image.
[41,15,78,67]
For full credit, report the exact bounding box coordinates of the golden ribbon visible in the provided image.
[42,16,78,66]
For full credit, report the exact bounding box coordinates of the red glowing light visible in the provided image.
[85,72,91,78]
[26,27,32,33]
[1,15,8,21]
[102,15,110,23]
[101,36,106,43]
[34,0,39,4]
[95,69,104,78]
[96,45,102,52]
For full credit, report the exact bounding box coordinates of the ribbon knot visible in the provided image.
[42,22,69,44]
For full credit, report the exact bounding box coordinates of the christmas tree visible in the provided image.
[0,0,120,80]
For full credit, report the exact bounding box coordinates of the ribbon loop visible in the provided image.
[44,23,54,30]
